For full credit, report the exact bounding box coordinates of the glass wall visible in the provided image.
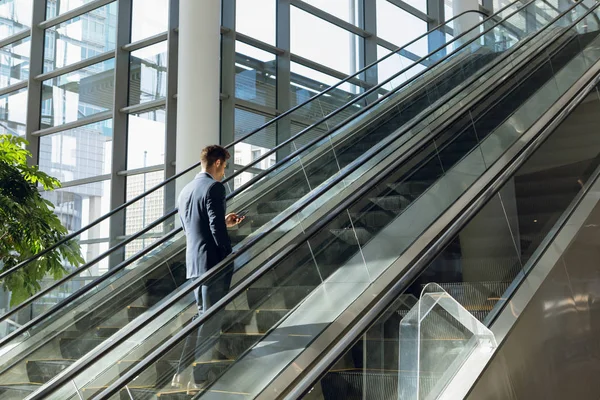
[1,0,472,260]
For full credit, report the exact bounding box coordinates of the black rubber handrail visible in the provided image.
[1,10,488,282]
[26,0,585,397]
[0,0,540,350]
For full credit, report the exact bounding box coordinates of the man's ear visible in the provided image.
[214,159,222,168]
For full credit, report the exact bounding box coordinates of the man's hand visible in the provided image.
[226,213,245,228]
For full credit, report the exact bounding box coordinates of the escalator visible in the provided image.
[0,2,553,398]
[7,1,600,399]
[285,63,600,400]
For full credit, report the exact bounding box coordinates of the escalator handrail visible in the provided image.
[0,0,546,345]
[279,30,600,400]
[28,2,587,398]
[1,8,498,281]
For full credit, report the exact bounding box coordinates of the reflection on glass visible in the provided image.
[125,171,166,258]
[234,108,276,189]
[129,41,167,106]
[290,61,361,126]
[41,58,115,129]
[43,3,117,72]
[39,119,113,184]
[0,37,30,87]
[235,41,276,108]
[42,179,111,244]
[236,0,276,45]
[127,108,165,170]
[46,0,99,19]
[301,0,361,24]
[0,0,32,37]
[376,0,428,47]
[0,88,27,136]
[291,6,360,75]
[131,0,169,42]
[376,46,427,85]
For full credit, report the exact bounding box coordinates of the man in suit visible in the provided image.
[172,145,244,390]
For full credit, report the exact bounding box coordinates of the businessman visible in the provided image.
[172,145,244,391]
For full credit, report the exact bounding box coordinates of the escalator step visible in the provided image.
[59,337,104,359]
[369,195,412,212]
[0,384,39,400]
[246,286,315,310]
[26,359,75,384]
[116,360,179,388]
[330,227,372,245]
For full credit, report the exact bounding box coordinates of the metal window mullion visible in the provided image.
[427,0,445,60]
[163,0,178,215]
[0,81,28,97]
[276,0,292,162]
[108,0,133,268]
[290,0,371,37]
[25,2,46,166]
[221,0,236,180]
[39,0,114,30]
[122,32,168,52]
[361,0,378,88]
[387,0,434,23]
[0,29,30,49]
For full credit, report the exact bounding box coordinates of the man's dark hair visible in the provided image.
[201,145,230,168]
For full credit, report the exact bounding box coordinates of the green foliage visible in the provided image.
[0,135,84,306]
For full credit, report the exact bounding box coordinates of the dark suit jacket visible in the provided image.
[178,172,232,279]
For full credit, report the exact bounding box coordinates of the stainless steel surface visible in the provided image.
[468,182,600,400]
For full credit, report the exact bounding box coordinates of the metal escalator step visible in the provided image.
[245,286,315,310]
[222,309,288,334]
[127,305,149,321]
[0,384,40,400]
[350,210,393,231]
[245,212,279,227]
[59,337,104,359]
[369,195,412,212]
[193,359,234,382]
[256,199,297,214]
[116,360,179,388]
[26,359,75,384]
[330,227,372,245]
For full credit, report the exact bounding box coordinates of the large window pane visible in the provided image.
[43,3,117,73]
[290,61,360,108]
[301,0,360,24]
[405,0,428,13]
[127,108,165,170]
[129,41,167,106]
[0,88,27,137]
[42,180,111,237]
[39,119,113,183]
[235,42,276,108]
[0,37,30,87]
[376,45,427,85]
[125,170,166,257]
[0,0,32,37]
[131,0,169,42]
[42,179,111,272]
[236,0,275,46]
[46,0,99,19]
[233,108,276,189]
[291,6,360,75]
[377,0,428,47]
[41,58,115,129]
